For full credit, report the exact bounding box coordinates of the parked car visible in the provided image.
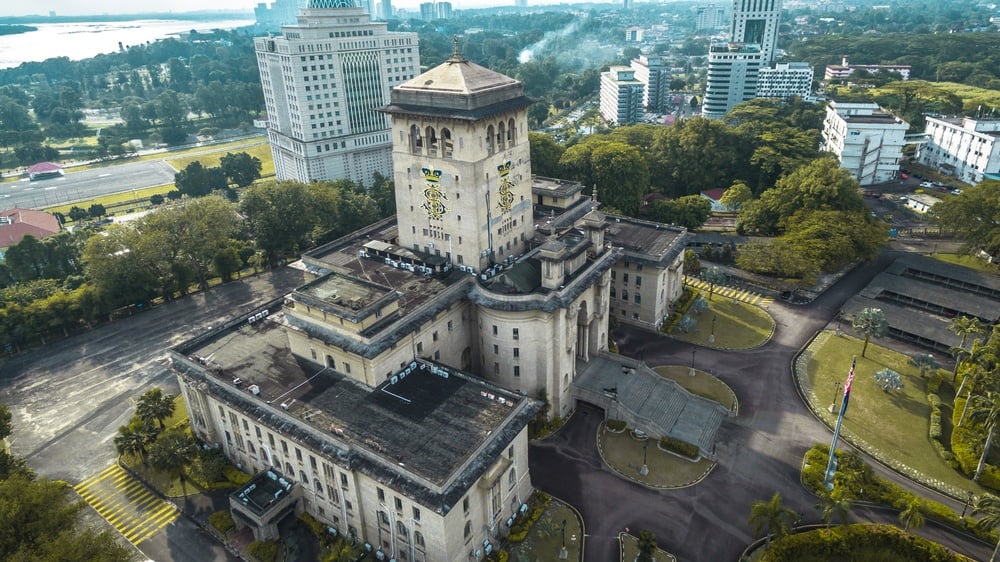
[951,188,963,195]
[899,173,909,180]
[920,181,934,188]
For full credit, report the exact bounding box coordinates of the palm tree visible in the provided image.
[113,418,158,467]
[149,428,198,496]
[951,345,970,383]
[950,316,985,350]
[959,363,992,427]
[136,388,176,430]
[748,492,798,549]
[815,490,853,528]
[909,353,938,378]
[852,307,888,358]
[899,497,927,531]
[972,493,1000,562]
[969,391,1000,482]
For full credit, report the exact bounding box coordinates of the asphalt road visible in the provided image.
[530,250,995,562]
[0,159,177,210]
[0,267,308,562]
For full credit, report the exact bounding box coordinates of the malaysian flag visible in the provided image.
[842,356,857,407]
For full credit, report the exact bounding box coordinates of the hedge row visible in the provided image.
[606,419,627,431]
[951,394,1000,491]
[659,436,699,459]
[927,393,958,468]
[661,288,699,334]
[760,523,975,562]
[208,510,235,535]
[245,540,280,562]
[507,491,551,543]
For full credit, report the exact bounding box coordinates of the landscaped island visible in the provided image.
[0,25,36,36]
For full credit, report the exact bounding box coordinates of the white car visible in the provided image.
[919,181,934,188]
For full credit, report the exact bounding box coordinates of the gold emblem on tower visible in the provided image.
[421,167,447,220]
[496,161,514,214]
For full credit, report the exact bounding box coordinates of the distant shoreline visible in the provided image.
[0,12,251,26]
[0,25,36,36]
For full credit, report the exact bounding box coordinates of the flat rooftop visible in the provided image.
[532,176,586,199]
[232,469,294,516]
[184,315,528,489]
[604,216,686,265]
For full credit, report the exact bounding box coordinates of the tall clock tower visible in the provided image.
[380,44,535,272]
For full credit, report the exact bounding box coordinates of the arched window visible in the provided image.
[397,520,408,537]
[315,481,324,496]
[507,118,516,146]
[442,128,453,158]
[497,121,506,151]
[486,125,495,155]
[410,124,423,154]
[301,472,308,484]
[285,463,295,477]
[426,126,438,156]
[415,531,425,548]
[249,443,256,454]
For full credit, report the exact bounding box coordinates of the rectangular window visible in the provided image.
[623,273,629,283]
[413,507,421,521]
[394,497,403,512]
[433,331,439,342]
[417,342,424,353]
[463,497,470,514]
[514,366,520,377]
[635,275,642,286]
[493,344,499,355]
[512,328,519,340]
[492,325,498,335]
[513,348,520,358]
[378,488,385,502]
[448,321,453,332]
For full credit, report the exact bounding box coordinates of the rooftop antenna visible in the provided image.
[450,36,463,62]
[591,186,599,212]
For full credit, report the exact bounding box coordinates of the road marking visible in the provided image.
[98,173,112,177]
[74,464,179,546]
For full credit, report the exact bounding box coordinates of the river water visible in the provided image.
[0,18,254,69]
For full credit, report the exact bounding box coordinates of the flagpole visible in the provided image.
[824,356,857,489]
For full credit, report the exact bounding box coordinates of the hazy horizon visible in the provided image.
[1,0,599,18]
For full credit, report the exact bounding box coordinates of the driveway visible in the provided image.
[530,250,994,562]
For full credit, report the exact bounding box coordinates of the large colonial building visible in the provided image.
[174,49,711,562]
[254,0,419,185]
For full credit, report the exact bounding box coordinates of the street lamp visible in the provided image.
[962,492,975,518]
[559,519,568,559]
[640,440,649,476]
[689,347,697,377]
[708,314,717,344]
[829,381,842,413]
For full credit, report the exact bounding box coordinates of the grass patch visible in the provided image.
[166,141,274,178]
[79,135,267,170]
[507,498,583,562]
[931,253,999,274]
[45,184,174,217]
[620,532,676,562]
[671,290,774,350]
[653,365,736,410]
[598,426,714,488]
[803,330,988,495]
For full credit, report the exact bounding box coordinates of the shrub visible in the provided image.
[245,540,280,562]
[507,491,551,543]
[606,419,627,431]
[760,523,973,562]
[486,550,509,562]
[208,510,235,535]
[659,436,699,459]
[300,512,325,538]
[927,372,943,394]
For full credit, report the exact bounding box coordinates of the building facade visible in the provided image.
[702,42,761,119]
[630,55,670,113]
[600,66,644,126]
[824,56,911,81]
[820,101,909,186]
[254,0,419,185]
[756,61,813,100]
[695,5,727,31]
[729,0,782,64]
[254,0,308,30]
[916,116,1000,185]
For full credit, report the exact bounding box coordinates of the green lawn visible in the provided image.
[932,253,999,274]
[45,183,174,217]
[597,427,715,488]
[620,532,676,562]
[802,330,989,496]
[670,292,774,350]
[507,499,583,562]
[166,141,275,178]
[652,366,737,410]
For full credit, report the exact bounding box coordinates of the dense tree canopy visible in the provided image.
[932,179,1000,258]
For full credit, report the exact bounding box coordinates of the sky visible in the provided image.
[3,0,527,17]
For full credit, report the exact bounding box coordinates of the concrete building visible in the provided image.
[625,26,643,41]
[419,1,451,19]
[254,0,308,29]
[756,61,813,101]
[916,116,1000,185]
[702,42,761,119]
[824,56,911,81]
[380,0,392,20]
[172,51,721,562]
[0,208,61,260]
[729,0,782,65]
[903,193,941,214]
[820,101,909,186]
[254,0,419,185]
[600,66,645,126]
[695,5,727,31]
[630,55,670,113]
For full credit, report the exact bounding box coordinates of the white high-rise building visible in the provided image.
[821,101,909,186]
[695,5,727,31]
[630,55,670,113]
[756,61,813,100]
[702,43,762,119]
[254,0,308,29]
[600,66,645,126]
[729,0,782,65]
[254,0,419,185]
[917,116,1000,185]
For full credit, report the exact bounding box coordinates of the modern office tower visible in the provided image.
[821,101,909,186]
[917,116,1000,185]
[756,61,813,100]
[419,2,435,19]
[630,54,670,112]
[254,0,419,185]
[436,1,453,19]
[600,66,645,125]
[695,5,727,31]
[254,0,308,29]
[701,42,761,119]
[380,0,392,19]
[729,0,782,64]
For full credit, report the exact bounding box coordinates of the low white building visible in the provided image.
[820,101,909,186]
[600,66,645,126]
[756,62,814,101]
[916,116,1000,185]
[904,193,941,213]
